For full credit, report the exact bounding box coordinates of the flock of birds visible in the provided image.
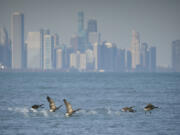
[31,96,159,117]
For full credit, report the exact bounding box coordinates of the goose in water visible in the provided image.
[47,96,62,112]
[121,106,136,112]
[144,104,158,114]
[31,104,44,109]
[63,99,81,117]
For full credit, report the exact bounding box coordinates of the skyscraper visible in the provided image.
[140,42,149,71]
[43,34,54,70]
[78,11,84,36]
[126,49,132,72]
[149,46,156,72]
[172,40,180,72]
[11,12,24,69]
[0,27,11,68]
[56,48,63,69]
[26,32,42,69]
[87,19,97,33]
[87,19,98,48]
[131,30,140,70]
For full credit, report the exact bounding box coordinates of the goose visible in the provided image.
[31,104,44,109]
[144,104,158,114]
[63,99,81,117]
[47,96,62,112]
[121,106,136,112]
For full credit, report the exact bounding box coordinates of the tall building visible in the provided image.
[69,51,86,71]
[140,42,149,71]
[43,34,54,70]
[56,48,63,69]
[70,35,79,52]
[87,19,97,33]
[85,49,94,71]
[87,19,98,48]
[11,12,25,69]
[0,27,11,68]
[131,30,140,70]
[172,40,180,72]
[26,32,42,69]
[116,49,125,72]
[126,49,132,72]
[78,11,84,35]
[149,46,156,72]
[77,11,87,52]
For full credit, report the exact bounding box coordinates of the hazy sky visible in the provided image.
[0,0,180,67]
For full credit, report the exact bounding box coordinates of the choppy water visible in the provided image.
[0,72,180,135]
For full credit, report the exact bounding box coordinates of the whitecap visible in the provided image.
[40,110,49,117]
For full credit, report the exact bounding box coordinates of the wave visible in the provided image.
[6,107,128,117]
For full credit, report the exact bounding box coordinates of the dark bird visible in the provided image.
[144,104,158,114]
[121,106,136,112]
[63,99,81,117]
[31,104,44,109]
[47,96,62,112]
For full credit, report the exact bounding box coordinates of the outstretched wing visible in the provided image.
[63,99,73,113]
[47,96,56,110]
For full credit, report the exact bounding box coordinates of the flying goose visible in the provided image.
[47,96,62,112]
[31,104,44,109]
[63,99,81,117]
[144,104,158,114]
[121,106,136,112]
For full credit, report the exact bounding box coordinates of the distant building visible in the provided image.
[131,30,141,70]
[43,34,54,70]
[56,48,63,69]
[126,49,132,71]
[78,11,84,35]
[87,19,97,33]
[26,32,42,69]
[149,46,156,72]
[0,27,11,68]
[85,49,94,71]
[172,40,180,72]
[69,51,86,71]
[140,42,149,71]
[116,49,125,72]
[70,35,79,52]
[11,12,25,69]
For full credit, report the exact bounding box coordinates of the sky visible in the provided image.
[0,0,180,67]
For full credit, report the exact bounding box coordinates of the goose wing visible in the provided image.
[47,96,56,110]
[63,99,73,113]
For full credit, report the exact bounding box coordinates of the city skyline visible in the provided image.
[0,0,180,67]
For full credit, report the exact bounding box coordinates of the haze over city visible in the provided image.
[0,0,180,67]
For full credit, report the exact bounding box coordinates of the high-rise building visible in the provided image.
[0,27,11,68]
[99,41,116,72]
[149,46,156,72]
[172,40,180,72]
[87,19,97,33]
[70,35,79,52]
[78,11,84,36]
[79,53,86,71]
[85,49,94,71]
[11,12,25,69]
[126,49,132,72]
[140,42,149,71]
[87,19,98,48]
[69,51,86,71]
[56,48,63,69]
[26,32,42,69]
[43,34,54,70]
[131,30,140,70]
[116,49,125,72]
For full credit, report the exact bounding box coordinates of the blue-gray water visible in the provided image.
[0,72,180,135]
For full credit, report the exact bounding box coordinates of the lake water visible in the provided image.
[0,72,180,135]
